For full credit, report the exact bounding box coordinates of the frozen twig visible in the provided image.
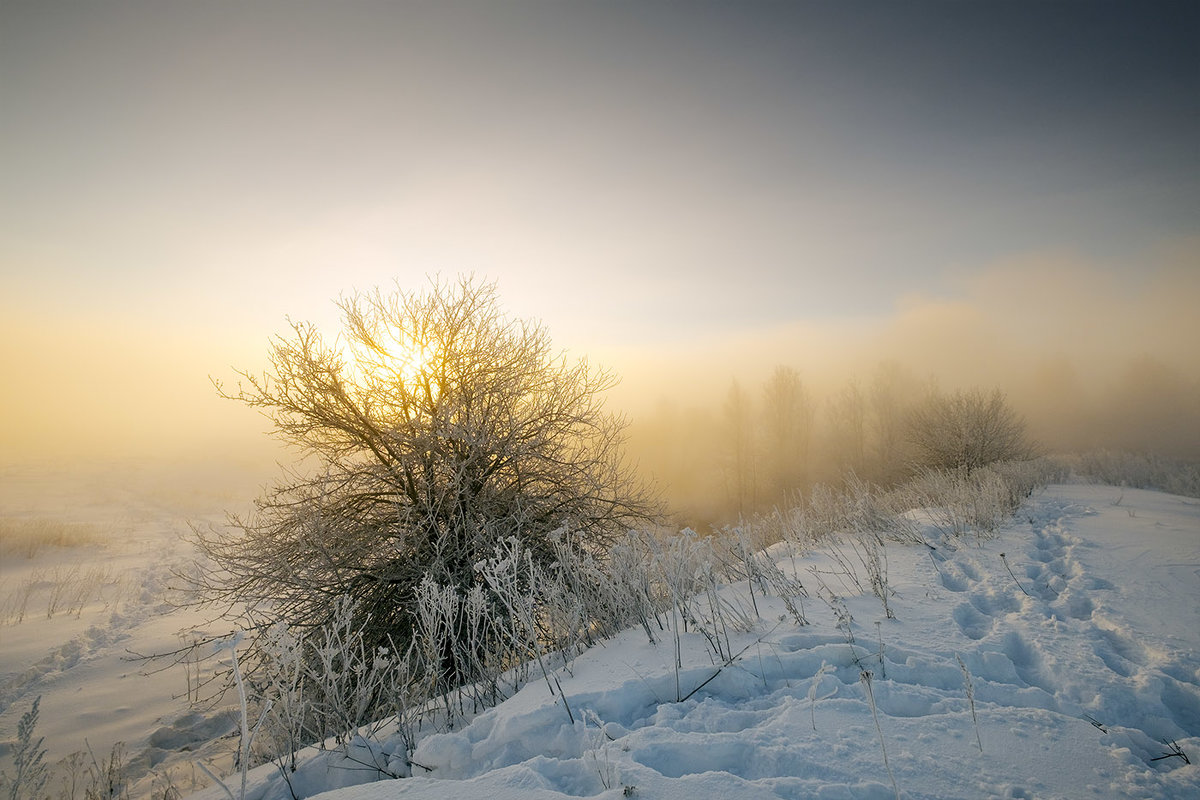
[956,654,982,753]
[998,552,1031,597]
[860,670,900,800]
[1150,740,1190,765]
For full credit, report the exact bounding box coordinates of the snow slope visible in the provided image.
[4,476,1197,799]
[205,484,1199,800]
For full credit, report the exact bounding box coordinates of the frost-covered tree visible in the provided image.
[192,276,659,684]
[868,361,921,483]
[761,366,813,502]
[722,380,758,517]
[828,380,868,476]
[906,387,1033,473]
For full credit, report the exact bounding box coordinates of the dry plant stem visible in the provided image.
[807,662,835,731]
[195,762,235,800]
[956,654,983,753]
[817,583,854,645]
[999,552,1032,597]
[84,740,129,800]
[230,642,257,800]
[584,710,617,791]
[4,696,48,800]
[553,676,574,725]
[679,625,781,704]
[1150,740,1191,764]
[860,670,900,800]
[875,622,886,679]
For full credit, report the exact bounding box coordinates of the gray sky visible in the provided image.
[1,0,1197,458]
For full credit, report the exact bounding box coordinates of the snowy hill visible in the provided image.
[188,484,1199,800]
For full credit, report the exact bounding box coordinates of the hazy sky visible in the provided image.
[2,1,1197,459]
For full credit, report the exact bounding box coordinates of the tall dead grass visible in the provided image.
[0,564,129,625]
[0,518,103,559]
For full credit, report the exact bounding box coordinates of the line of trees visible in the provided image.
[634,364,1034,525]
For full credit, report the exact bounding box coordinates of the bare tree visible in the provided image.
[906,387,1034,473]
[761,366,813,503]
[868,361,921,483]
[722,380,758,518]
[828,380,867,477]
[191,276,659,684]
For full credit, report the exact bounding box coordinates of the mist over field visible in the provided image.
[4,248,1199,470]
[4,248,1196,527]
[608,249,1200,522]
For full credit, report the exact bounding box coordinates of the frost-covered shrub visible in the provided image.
[1,696,48,800]
[802,483,853,542]
[991,458,1061,505]
[899,464,1034,541]
[190,278,661,715]
[843,475,921,543]
[604,533,664,643]
[883,457,1053,543]
[906,387,1034,474]
[740,477,918,550]
[739,505,808,551]
[305,597,396,746]
[1064,450,1200,498]
[256,622,308,774]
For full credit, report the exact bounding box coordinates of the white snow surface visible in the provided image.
[195,484,1199,800]
[3,473,1198,799]
[0,463,254,797]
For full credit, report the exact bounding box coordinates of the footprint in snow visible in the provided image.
[953,603,993,641]
[999,631,1054,694]
[1059,590,1094,620]
[958,560,983,581]
[939,566,969,593]
[969,589,1021,617]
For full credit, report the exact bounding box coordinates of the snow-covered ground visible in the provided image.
[4,475,1198,799]
[0,462,259,797]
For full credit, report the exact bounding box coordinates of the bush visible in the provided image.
[190,277,659,694]
[899,461,1045,541]
[906,388,1034,474]
[0,696,48,800]
[1063,450,1200,498]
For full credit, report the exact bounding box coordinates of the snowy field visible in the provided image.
[0,462,259,797]
[2,472,1198,799]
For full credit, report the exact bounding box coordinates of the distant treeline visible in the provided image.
[629,357,1200,527]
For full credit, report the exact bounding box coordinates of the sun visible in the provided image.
[345,335,436,397]
[395,340,434,385]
